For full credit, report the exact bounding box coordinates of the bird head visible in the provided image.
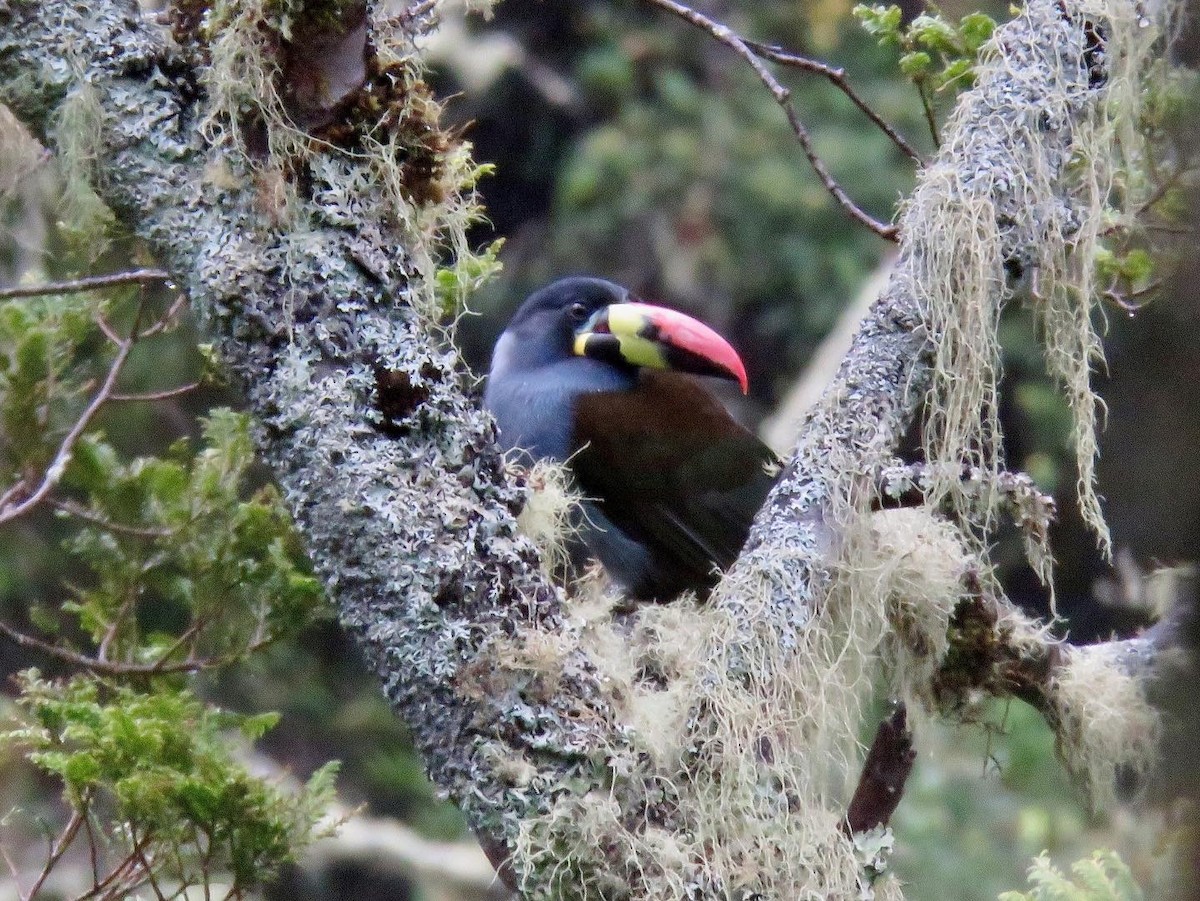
[497,277,748,392]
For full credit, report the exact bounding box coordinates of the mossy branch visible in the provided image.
[0,0,1181,896]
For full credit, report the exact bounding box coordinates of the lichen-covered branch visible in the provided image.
[0,0,606,885]
[927,568,1180,808]
[0,0,1180,897]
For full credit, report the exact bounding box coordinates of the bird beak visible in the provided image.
[573,302,749,394]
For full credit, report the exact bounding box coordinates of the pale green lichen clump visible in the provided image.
[506,504,982,898]
[1051,644,1162,809]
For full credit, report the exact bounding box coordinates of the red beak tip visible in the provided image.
[632,302,749,393]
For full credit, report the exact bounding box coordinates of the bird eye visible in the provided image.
[569,302,589,323]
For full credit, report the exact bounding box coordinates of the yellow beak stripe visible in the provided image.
[573,331,669,368]
[573,306,672,369]
[603,304,668,368]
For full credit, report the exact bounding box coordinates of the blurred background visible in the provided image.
[2,0,1197,898]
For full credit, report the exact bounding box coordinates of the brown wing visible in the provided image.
[570,371,779,599]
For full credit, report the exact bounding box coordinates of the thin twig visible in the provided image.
[916,80,941,146]
[49,497,174,539]
[0,333,134,525]
[0,293,190,526]
[97,592,137,662]
[1103,278,1163,313]
[77,834,148,901]
[1141,222,1195,235]
[744,39,924,162]
[642,0,899,241]
[109,381,200,403]
[26,809,85,901]
[1131,161,1188,221]
[0,269,171,301]
[82,805,101,888]
[135,293,188,339]
[0,617,269,676]
[0,844,22,897]
[200,833,214,901]
[132,842,166,901]
[0,478,27,516]
[149,616,209,673]
[94,314,124,346]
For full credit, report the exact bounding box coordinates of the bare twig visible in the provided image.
[1142,222,1195,235]
[0,617,271,676]
[0,291,191,525]
[76,832,150,901]
[94,314,124,345]
[642,0,899,241]
[49,497,174,539]
[26,809,85,901]
[109,381,200,403]
[132,842,166,901]
[0,843,23,895]
[915,80,941,146]
[149,616,209,673]
[0,331,135,525]
[1102,278,1163,313]
[0,478,28,516]
[744,39,924,162]
[82,807,101,888]
[135,293,188,339]
[0,269,171,300]
[1131,161,1190,221]
[96,591,137,662]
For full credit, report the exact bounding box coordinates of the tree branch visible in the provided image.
[0,268,171,300]
[641,0,901,240]
[24,809,85,901]
[744,39,924,163]
[0,616,273,676]
[108,381,200,402]
[844,703,916,835]
[0,323,135,525]
[0,291,190,525]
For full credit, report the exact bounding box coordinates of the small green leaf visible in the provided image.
[937,58,976,90]
[900,51,933,77]
[434,238,505,316]
[911,14,961,54]
[240,712,282,741]
[62,751,102,787]
[1120,247,1154,283]
[853,4,904,43]
[959,12,997,52]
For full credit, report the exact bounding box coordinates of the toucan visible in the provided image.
[485,277,780,602]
